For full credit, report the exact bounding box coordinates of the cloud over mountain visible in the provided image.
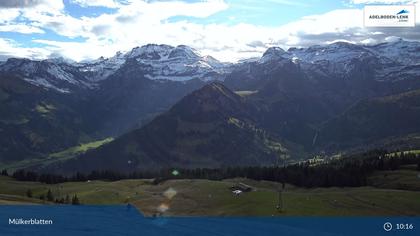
[0,0,418,62]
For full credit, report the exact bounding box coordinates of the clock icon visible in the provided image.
[384,222,393,232]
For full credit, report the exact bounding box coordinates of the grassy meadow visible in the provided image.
[0,166,419,216]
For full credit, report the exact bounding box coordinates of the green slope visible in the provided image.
[1,173,419,216]
[54,83,304,173]
[318,89,420,151]
[0,74,95,163]
[1,138,113,171]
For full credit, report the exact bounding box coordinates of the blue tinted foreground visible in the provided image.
[0,205,419,236]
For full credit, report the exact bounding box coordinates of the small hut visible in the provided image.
[230,182,253,192]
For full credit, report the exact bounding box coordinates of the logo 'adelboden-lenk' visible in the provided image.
[364,5,415,27]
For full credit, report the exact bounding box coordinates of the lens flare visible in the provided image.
[163,187,177,199]
[157,203,169,213]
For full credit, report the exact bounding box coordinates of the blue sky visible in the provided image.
[166,0,344,26]
[0,0,418,62]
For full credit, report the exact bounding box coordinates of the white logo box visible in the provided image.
[364,5,416,27]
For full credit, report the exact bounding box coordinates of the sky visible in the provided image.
[0,0,419,62]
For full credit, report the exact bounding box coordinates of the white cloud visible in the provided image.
[33,39,123,61]
[0,9,20,23]
[32,4,420,62]
[0,38,50,60]
[0,0,62,9]
[31,0,234,60]
[117,0,229,23]
[280,9,364,36]
[0,1,64,35]
[0,0,68,35]
[12,0,65,11]
[70,0,126,8]
[0,24,44,34]
[0,0,419,62]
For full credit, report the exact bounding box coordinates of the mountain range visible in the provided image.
[1,39,419,173]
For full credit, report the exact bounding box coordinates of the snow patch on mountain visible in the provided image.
[23,77,71,93]
[128,45,230,81]
[46,64,77,84]
[76,52,126,81]
[1,40,419,92]
[368,39,420,66]
[259,40,420,81]
[77,44,231,82]
[0,58,94,93]
[259,47,287,63]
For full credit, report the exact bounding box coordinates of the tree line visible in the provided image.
[2,149,419,188]
[24,188,80,205]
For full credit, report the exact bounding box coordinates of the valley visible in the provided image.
[0,40,419,217]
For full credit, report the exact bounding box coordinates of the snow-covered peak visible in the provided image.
[264,40,420,81]
[0,57,93,93]
[127,44,174,60]
[202,55,228,68]
[168,45,200,59]
[259,47,287,63]
[5,40,417,92]
[75,50,127,82]
[114,44,230,81]
[368,39,420,66]
[1,58,37,73]
[263,47,286,57]
[123,44,201,61]
[72,44,232,82]
[287,42,371,64]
